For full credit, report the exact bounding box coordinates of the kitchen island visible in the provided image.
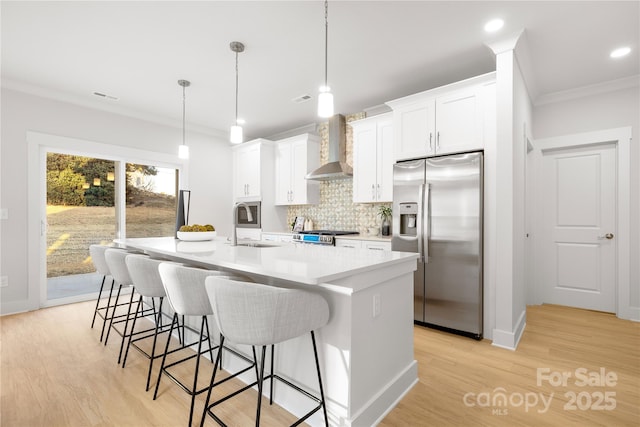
[115,236,418,427]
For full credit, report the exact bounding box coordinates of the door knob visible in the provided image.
[598,233,614,240]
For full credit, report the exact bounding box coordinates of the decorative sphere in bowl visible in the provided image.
[177,224,216,241]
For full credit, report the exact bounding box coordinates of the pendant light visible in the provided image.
[178,79,191,159]
[317,0,334,118]
[230,41,245,144]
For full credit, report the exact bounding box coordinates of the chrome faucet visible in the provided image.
[231,202,253,246]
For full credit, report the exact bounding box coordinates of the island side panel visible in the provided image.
[347,262,418,426]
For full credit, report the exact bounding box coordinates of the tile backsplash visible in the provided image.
[286,113,392,234]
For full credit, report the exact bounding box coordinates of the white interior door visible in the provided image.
[539,143,616,312]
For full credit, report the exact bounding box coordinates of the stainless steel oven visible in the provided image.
[292,230,359,245]
[235,201,261,228]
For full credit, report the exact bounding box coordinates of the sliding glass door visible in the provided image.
[125,163,177,238]
[46,154,117,300]
[45,153,178,303]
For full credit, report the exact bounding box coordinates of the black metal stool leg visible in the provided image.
[154,312,178,400]
[311,331,329,427]
[182,314,186,345]
[256,346,267,427]
[145,297,163,392]
[91,275,106,328]
[269,344,275,405]
[188,316,207,427]
[122,295,143,368]
[117,287,137,363]
[99,278,115,342]
[104,283,123,345]
[204,315,215,363]
[200,334,225,427]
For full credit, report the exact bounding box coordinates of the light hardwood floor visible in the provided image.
[1,302,638,426]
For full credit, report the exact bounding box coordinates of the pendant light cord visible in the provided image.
[324,0,329,88]
[235,51,239,125]
[182,84,186,145]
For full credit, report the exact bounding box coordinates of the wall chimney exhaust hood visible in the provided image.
[305,114,353,181]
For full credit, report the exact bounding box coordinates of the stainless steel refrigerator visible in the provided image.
[392,152,483,339]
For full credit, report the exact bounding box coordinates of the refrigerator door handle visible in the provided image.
[417,183,425,263]
[424,183,430,263]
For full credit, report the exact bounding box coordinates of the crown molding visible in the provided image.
[1,78,228,140]
[267,122,318,141]
[485,29,525,56]
[534,75,640,106]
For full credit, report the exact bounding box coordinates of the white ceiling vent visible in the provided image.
[292,94,312,104]
[93,91,119,100]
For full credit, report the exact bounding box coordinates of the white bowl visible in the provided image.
[177,231,217,241]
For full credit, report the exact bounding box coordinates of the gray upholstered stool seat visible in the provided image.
[201,278,329,427]
[104,248,156,364]
[154,263,255,427]
[122,254,179,391]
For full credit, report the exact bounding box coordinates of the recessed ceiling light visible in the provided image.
[236,118,246,125]
[610,46,631,58]
[484,19,504,33]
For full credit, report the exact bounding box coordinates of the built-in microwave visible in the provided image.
[235,201,261,228]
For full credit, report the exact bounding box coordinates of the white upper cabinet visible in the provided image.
[390,101,436,160]
[232,139,274,201]
[351,113,394,203]
[387,72,495,161]
[274,134,320,205]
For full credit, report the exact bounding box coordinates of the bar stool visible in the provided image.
[89,245,126,342]
[104,248,155,364]
[122,254,178,391]
[154,263,256,427]
[201,277,329,427]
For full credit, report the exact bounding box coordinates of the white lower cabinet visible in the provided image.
[363,241,391,251]
[335,239,362,249]
[261,233,293,243]
[335,238,391,251]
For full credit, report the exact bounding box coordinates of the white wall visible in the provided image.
[0,88,233,314]
[533,83,640,309]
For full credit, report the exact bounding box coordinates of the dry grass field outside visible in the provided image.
[46,202,175,278]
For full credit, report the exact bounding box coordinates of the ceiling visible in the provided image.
[2,1,638,140]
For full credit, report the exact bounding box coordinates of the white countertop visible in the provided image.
[115,236,417,287]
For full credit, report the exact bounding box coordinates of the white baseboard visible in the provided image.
[355,360,419,427]
[0,300,31,316]
[491,309,527,350]
[624,306,640,322]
